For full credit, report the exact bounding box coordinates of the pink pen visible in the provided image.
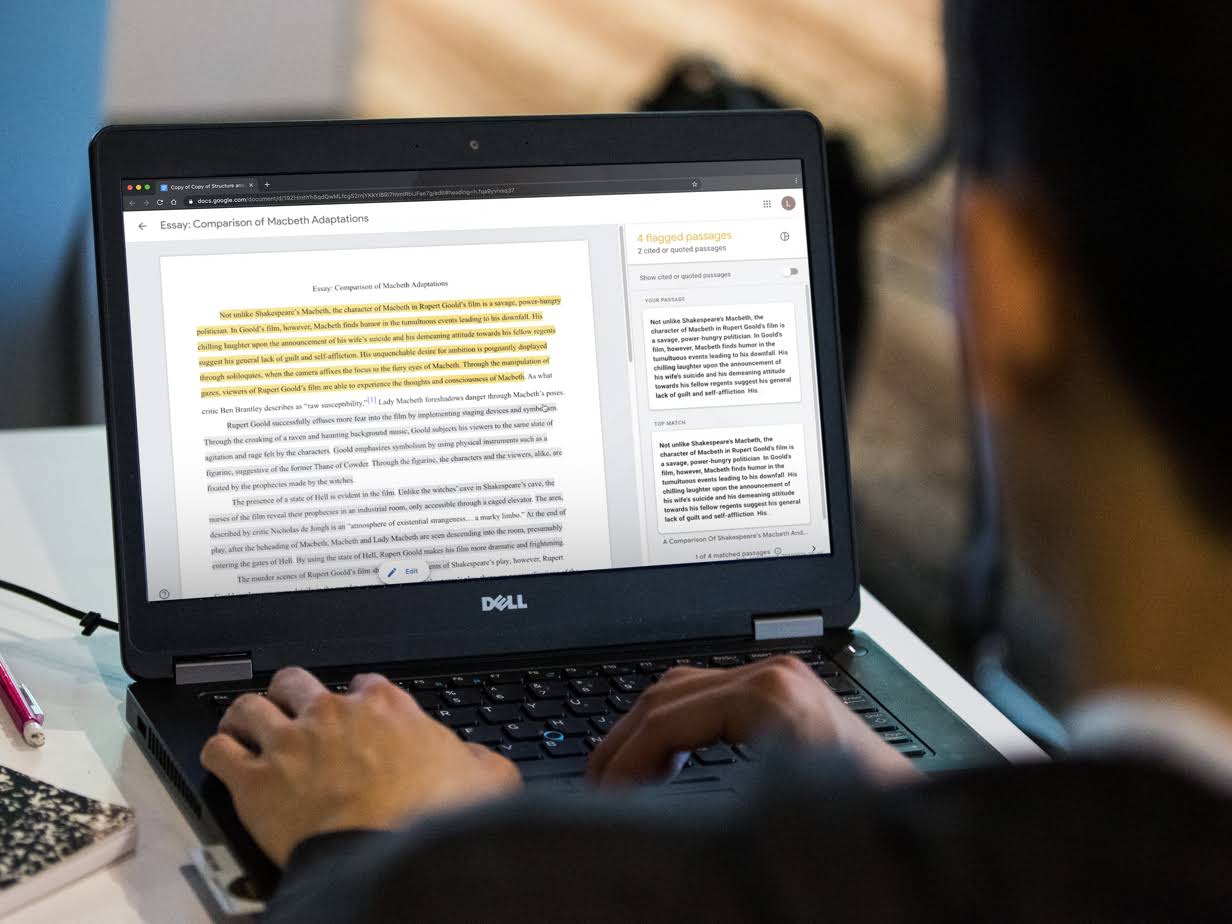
[0,650,45,747]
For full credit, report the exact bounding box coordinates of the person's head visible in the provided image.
[944,1,1231,613]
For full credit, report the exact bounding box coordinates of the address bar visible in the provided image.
[189,186,521,208]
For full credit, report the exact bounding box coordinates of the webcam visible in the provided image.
[468,139,480,151]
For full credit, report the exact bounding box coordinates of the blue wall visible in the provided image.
[0,1,108,427]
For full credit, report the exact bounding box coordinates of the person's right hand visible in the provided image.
[586,656,920,787]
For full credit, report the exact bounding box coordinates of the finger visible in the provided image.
[466,742,523,787]
[266,666,330,717]
[348,672,398,697]
[587,668,727,781]
[200,732,260,790]
[219,693,292,752]
[596,685,755,786]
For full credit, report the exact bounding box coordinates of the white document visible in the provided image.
[157,240,612,597]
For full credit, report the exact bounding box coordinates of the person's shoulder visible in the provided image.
[883,755,1230,837]
[926,755,1231,815]
[755,752,1232,916]
[887,757,1232,919]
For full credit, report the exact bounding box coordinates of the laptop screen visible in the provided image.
[118,160,831,603]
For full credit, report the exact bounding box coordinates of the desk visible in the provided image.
[0,426,1045,921]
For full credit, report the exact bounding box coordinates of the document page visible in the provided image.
[157,241,611,598]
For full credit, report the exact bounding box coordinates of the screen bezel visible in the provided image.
[90,112,860,681]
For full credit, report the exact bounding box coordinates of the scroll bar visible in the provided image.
[806,281,828,523]
[619,226,633,361]
[618,225,649,562]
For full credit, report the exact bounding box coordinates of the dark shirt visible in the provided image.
[266,755,1232,922]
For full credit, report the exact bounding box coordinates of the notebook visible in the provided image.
[0,765,137,915]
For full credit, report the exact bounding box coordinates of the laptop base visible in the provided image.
[127,630,1003,900]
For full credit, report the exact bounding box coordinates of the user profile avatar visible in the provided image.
[781,195,796,211]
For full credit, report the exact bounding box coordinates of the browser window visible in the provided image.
[118,161,831,602]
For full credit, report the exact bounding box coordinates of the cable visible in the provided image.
[0,579,118,636]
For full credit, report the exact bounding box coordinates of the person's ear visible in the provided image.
[955,182,1069,415]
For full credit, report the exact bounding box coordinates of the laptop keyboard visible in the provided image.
[201,646,930,768]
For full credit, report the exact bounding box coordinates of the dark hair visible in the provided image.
[945,1,1230,527]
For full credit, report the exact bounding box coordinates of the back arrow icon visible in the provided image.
[138,222,146,230]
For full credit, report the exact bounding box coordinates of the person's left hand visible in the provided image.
[200,667,521,867]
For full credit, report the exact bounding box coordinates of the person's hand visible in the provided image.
[200,667,521,867]
[587,656,920,786]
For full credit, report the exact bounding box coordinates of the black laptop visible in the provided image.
[90,111,1002,895]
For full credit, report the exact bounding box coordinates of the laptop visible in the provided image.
[90,112,1002,896]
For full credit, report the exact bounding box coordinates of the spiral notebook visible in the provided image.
[0,765,137,916]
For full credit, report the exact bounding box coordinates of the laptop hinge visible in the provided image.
[753,612,825,641]
[174,655,253,686]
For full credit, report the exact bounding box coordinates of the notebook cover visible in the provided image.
[0,765,136,914]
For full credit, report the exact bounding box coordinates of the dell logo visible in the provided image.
[482,594,527,612]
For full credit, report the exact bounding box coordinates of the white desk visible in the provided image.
[0,426,1045,921]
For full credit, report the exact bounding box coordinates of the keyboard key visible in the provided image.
[523,700,566,720]
[479,704,523,725]
[528,681,567,700]
[570,678,611,697]
[450,675,484,688]
[328,682,350,693]
[883,735,912,746]
[412,678,448,691]
[637,660,668,674]
[436,707,480,728]
[208,694,235,714]
[843,697,878,714]
[607,694,637,714]
[497,742,542,762]
[612,675,650,694]
[673,657,706,668]
[812,663,839,678]
[584,735,603,751]
[863,715,899,733]
[733,743,758,761]
[443,689,483,707]
[566,696,608,716]
[460,725,502,745]
[504,722,545,741]
[485,672,517,684]
[564,666,598,678]
[546,716,591,738]
[693,744,737,765]
[824,677,856,696]
[542,738,587,758]
[710,654,745,668]
[902,749,927,759]
[522,669,561,682]
[485,684,526,704]
[599,664,626,677]
[748,652,774,661]
[590,714,616,735]
[412,691,442,711]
